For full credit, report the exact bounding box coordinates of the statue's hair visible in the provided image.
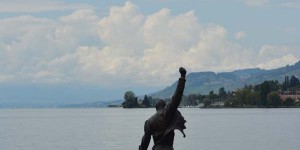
[155,99,166,110]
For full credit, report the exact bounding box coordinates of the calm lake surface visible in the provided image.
[0,108,299,150]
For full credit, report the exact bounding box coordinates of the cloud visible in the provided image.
[257,45,300,69]
[0,1,299,87]
[0,75,13,82]
[235,31,247,40]
[244,0,269,7]
[98,1,145,53]
[257,54,298,69]
[0,0,92,13]
[0,9,100,84]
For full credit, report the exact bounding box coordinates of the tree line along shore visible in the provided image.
[122,75,300,108]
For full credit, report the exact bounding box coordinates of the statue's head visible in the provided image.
[155,99,166,111]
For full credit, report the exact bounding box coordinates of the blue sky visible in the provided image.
[0,0,299,104]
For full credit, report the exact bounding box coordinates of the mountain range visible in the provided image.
[2,61,300,108]
[151,60,300,98]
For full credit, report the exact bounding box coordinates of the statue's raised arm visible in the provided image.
[165,67,186,119]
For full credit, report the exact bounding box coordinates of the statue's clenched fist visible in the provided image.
[179,67,186,77]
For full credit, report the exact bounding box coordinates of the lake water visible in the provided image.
[0,108,299,150]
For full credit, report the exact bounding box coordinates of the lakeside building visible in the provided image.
[278,90,300,101]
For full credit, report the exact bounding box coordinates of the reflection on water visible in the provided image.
[0,108,299,150]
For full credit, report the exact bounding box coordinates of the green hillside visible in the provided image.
[151,61,300,98]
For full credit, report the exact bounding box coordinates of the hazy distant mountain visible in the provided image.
[0,85,123,108]
[151,60,300,98]
[59,99,122,108]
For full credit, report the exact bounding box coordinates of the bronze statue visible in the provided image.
[139,67,187,150]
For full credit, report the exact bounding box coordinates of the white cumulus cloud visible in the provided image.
[257,45,300,69]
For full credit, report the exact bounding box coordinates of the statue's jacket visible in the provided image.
[146,109,186,149]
